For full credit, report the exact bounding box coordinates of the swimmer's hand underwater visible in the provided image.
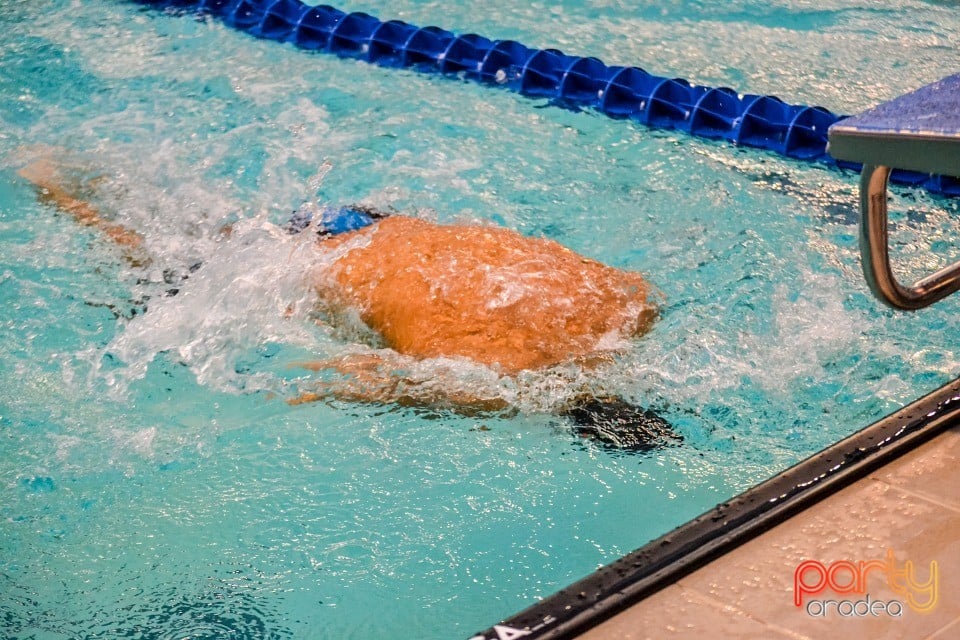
[17,157,148,264]
[17,152,679,451]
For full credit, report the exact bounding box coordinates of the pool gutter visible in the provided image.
[470,376,960,640]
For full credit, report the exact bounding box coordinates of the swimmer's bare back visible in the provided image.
[316,216,657,375]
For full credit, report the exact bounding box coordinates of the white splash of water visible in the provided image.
[620,270,870,404]
[760,273,865,389]
[98,214,327,396]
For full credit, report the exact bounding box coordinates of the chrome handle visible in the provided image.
[860,164,960,310]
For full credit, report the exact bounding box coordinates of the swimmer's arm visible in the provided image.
[18,158,147,259]
[289,354,510,414]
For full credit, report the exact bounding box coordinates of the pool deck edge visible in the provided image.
[470,376,960,640]
[577,420,960,640]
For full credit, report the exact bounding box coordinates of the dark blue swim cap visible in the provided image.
[319,206,378,235]
[285,205,384,236]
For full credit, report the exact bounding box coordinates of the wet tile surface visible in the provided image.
[869,426,960,511]
[580,426,960,640]
[579,583,807,640]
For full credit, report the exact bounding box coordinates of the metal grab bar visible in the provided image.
[860,164,960,310]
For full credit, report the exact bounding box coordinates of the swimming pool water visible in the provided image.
[1,1,959,638]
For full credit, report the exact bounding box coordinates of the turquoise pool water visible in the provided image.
[2,1,959,638]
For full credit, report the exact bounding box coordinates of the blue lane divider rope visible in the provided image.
[130,0,958,196]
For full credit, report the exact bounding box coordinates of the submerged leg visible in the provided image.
[289,354,511,415]
[560,395,681,452]
[293,359,679,445]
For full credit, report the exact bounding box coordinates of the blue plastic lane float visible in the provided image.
[129,0,958,196]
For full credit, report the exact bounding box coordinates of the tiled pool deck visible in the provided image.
[580,424,960,640]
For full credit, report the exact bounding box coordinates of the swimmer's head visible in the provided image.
[285,205,390,237]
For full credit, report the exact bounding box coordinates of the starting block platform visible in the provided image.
[828,73,960,310]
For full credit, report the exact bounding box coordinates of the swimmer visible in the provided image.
[16,153,679,451]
